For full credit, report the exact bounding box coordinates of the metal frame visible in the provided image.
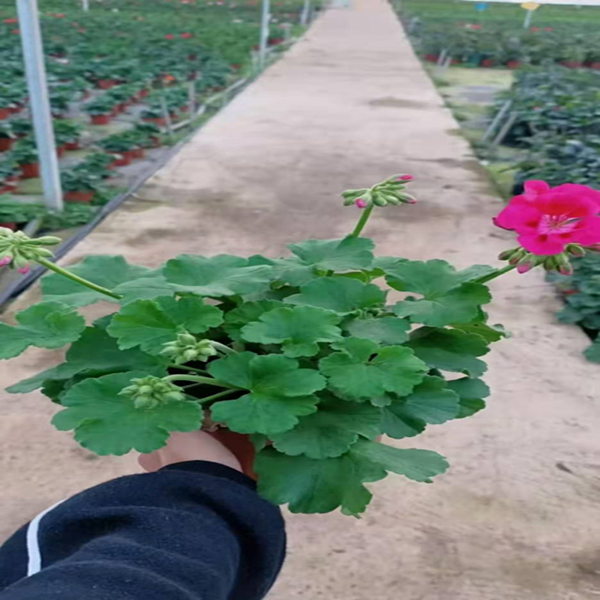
[16,0,63,211]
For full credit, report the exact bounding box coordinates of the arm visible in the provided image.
[0,433,286,600]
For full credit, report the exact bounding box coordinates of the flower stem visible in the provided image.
[350,205,374,237]
[474,264,516,284]
[197,389,238,404]
[168,364,209,375]
[36,257,122,300]
[211,341,236,355]
[162,374,237,389]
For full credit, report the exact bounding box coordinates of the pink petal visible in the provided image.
[523,180,550,199]
[494,202,541,232]
[517,233,566,256]
[564,217,600,245]
[552,183,600,208]
[355,199,367,209]
[537,192,598,219]
[0,256,12,267]
[17,265,30,275]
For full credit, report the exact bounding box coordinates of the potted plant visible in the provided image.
[0,176,597,514]
[0,198,45,229]
[74,152,114,179]
[60,168,103,203]
[141,106,167,127]
[132,122,162,148]
[11,139,40,179]
[53,119,83,152]
[0,122,16,152]
[84,97,116,126]
[97,134,138,165]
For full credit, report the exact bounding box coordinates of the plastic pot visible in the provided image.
[64,140,80,151]
[481,59,495,67]
[20,162,40,179]
[506,60,522,69]
[130,148,145,159]
[561,60,583,69]
[208,429,257,480]
[0,137,15,152]
[0,222,17,230]
[424,54,439,63]
[57,145,66,158]
[91,114,111,126]
[96,79,118,90]
[64,190,94,203]
[590,62,600,70]
[0,108,10,121]
[110,153,131,167]
[143,117,166,126]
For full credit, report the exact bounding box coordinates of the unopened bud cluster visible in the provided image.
[0,229,61,274]
[120,375,186,409]
[161,332,218,364]
[341,174,416,209]
[498,243,586,276]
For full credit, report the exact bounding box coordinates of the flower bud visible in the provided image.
[120,375,186,409]
[566,244,585,258]
[372,193,387,207]
[397,175,414,181]
[355,198,367,209]
[498,248,517,261]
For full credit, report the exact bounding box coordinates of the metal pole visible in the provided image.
[82,0,89,11]
[523,8,533,28]
[16,0,63,211]
[482,100,513,142]
[258,0,270,71]
[159,95,174,141]
[300,0,310,26]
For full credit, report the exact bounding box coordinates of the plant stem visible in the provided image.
[350,205,374,237]
[169,363,209,375]
[163,374,237,389]
[211,341,236,355]
[36,257,122,300]
[197,389,238,404]
[474,264,516,284]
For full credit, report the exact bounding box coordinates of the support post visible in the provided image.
[188,81,196,124]
[300,0,310,26]
[82,0,89,11]
[482,100,513,143]
[258,0,271,71]
[17,0,63,212]
[160,95,174,141]
[523,8,533,28]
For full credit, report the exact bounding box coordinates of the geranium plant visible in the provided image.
[1,176,599,516]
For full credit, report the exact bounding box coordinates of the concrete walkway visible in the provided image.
[2,1,600,598]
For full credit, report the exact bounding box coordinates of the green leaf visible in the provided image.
[208,353,326,434]
[451,321,508,343]
[52,372,202,455]
[41,256,152,307]
[248,255,317,287]
[584,340,600,363]
[270,395,382,458]
[113,274,179,304]
[407,327,490,378]
[447,377,490,418]
[163,254,272,297]
[7,326,166,394]
[0,302,86,359]
[382,376,460,439]
[393,284,491,327]
[345,316,410,345]
[256,439,448,515]
[241,306,342,357]
[285,277,386,314]
[107,296,223,354]
[387,260,491,327]
[319,338,427,403]
[288,236,374,271]
[223,300,284,341]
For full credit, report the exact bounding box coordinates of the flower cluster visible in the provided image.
[120,376,186,409]
[161,332,218,364]
[494,180,600,274]
[342,175,416,209]
[0,229,61,274]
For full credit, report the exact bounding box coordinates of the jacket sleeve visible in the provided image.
[0,461,286,600]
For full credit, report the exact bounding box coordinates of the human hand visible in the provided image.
[139,431,243,473]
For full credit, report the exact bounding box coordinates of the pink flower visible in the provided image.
[165,34,174,40]
[3,18,18,24]
[494,181,600,255]
[530,26,540,32]
[355,199,367,209]
[17,265,30,275]
[181,32,192,38]
[397,175,414,181]
[0,256,12,268]
[544,27,553,32]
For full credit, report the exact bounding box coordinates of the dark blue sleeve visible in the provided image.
[0,461,286,600]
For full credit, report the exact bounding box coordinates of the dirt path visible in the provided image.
[1,1,600,598]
